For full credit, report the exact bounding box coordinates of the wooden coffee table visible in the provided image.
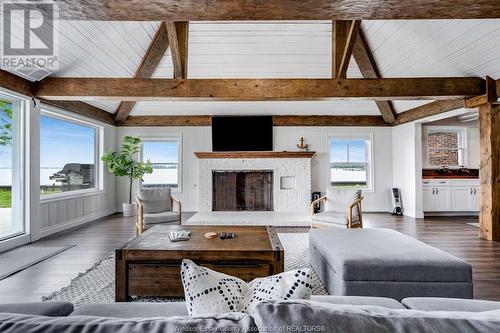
[115,225,284,301]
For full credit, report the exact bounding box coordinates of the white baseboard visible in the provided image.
[39,207,118,239]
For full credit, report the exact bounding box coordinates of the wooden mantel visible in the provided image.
[194,151,316,159]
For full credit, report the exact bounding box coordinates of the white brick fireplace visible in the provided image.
[187,152,315,226]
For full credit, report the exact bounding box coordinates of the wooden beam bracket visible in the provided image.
[114,22,170,123]
[464,77,499,108]
[166,21,189,79]
[332,20,361,78]
[352,29,396,123]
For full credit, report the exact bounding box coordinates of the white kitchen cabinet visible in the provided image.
[470,187,480,210]
[422,187,435,211]
[451,187,473,211]
[422,186,451,211]
[423,178,479,213]
[434,187,451,211]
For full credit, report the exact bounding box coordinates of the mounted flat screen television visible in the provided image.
[212,116,273,151]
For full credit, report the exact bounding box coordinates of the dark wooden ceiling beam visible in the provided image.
[353,29,396,124]
[273,115,387,126]
[166,21,189,79]
[41,100,115,124]
[35,77,485,101]
[115,115,389,127]
[332,20,361,78]
[0,69,33,97]
[117,115,211,126]
[394,100,464,125]
[463,77,499,108]
[114,22,170,123]
[52,1,500,20]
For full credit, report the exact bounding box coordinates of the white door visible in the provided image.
[451,187,471,211]
[0,92,29,252]
[422,187,435,211]
[434,187,451,211]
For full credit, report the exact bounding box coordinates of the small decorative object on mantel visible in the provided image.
[297,137,309,151]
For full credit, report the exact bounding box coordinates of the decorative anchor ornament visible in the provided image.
[297,137,309,151]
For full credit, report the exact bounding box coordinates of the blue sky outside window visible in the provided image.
[142,140,179,187]
[330,139,369,188]
[39,114,97,194]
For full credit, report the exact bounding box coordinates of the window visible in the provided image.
[40,110,101,197]
[141,139,181,190]
[329,136,373,190]
[426,128,465,167]
[0,92,26,241]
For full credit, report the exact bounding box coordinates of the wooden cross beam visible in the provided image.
[393,100,464,125]
[114,22,171,123]
[332,20,361,78]
[464,77,500,108]
[51,0,500,21]
[41,100,115,124]
[35,77,485,101]
[352,28,396,124]
[166,21,189,79]
[0,69,33,96]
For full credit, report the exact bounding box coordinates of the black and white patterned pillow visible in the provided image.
[180,259,312,316]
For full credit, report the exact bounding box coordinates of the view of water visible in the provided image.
[1,167,361,186]
[331,169,366,182]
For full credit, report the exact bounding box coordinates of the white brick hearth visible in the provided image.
[197,157,312,212]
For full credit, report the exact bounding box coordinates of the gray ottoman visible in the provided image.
[309,228,472,301]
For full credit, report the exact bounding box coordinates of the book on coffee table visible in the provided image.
[168,230,191,242]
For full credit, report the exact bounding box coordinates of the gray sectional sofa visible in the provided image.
[310,228,473,300]
[1,296,500,332]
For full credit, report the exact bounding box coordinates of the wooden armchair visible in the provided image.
[136,188,182,236]
[310,189,363,229]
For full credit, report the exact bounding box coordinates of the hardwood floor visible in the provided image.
[0,212,498,302]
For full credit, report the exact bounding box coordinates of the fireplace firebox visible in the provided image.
[212,170,273,211]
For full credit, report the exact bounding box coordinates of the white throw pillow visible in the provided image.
[180,259,312,316]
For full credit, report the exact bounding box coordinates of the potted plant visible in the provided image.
[102,136,153,217]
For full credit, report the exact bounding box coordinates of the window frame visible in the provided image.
[0,90,28,243]
[39,107,104,202]
[425,126,467,168]
[328,133,374,192]
[139,136,182,193]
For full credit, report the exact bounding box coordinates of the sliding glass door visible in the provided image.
[0,92,26,242]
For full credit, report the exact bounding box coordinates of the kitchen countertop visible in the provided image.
[422,169,479,179]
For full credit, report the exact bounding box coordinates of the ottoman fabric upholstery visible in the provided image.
[309,228,473,301]
[402,298,500,312]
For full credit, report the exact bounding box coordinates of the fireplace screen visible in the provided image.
[212,171,273,211]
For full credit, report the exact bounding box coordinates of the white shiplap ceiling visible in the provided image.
[4,19,500,116]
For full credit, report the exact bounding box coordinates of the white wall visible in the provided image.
[33,104,117,240]
[392,123,424,218]
[274,126,393,212]
[467,127,480,169]
[116,127,211,211]
[117,126,394,212]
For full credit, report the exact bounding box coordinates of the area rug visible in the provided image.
[42,233,327,306]
[0,245,74,280]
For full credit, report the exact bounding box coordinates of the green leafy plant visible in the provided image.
[101,136,153,204]
[0,101,12,146]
